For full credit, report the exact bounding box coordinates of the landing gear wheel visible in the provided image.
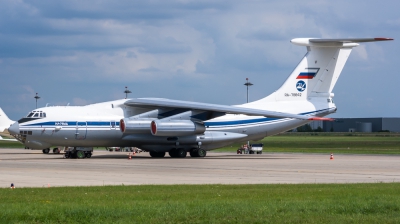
[86,153,92,158]
[42,148,50,154]
[190,149,198,157]
[176,148,186,158]
[53,148,59,154]
[197,149,206,157]
[169,149,177,158]
[77,151,85,159]
[150,151,166,158]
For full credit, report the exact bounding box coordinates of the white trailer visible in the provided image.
[249,143,263,154]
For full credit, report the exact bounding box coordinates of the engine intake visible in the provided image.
[151,120,205,136]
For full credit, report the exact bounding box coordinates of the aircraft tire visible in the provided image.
[150,151,165,158]
[169,149,177,158]
[190,149,198,157]
[77,151,85,159]
[197,149,206,157]
[176,148,186,158]
[86,153,92,158]
[42,148,50,154]
[53,148,59,154]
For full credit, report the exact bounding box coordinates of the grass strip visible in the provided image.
[1,183,400,223]
[215,134,400,154]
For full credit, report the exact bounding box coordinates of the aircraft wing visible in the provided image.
[124,98,332,121]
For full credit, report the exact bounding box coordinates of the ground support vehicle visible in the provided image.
[64,147,93,159]
[249,144,263,154]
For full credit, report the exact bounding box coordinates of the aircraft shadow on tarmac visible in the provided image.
[0,151,294,160]
[89,154,293,160]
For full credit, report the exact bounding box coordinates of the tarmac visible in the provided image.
[1,148,400,188]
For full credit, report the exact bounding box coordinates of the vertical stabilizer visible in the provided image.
[265,38,392,102]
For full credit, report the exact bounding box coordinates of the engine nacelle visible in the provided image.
[151,120,205,136]
[120,118,152,134]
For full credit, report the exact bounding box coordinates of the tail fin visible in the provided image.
[0,108,15,133]
[270,38,393,101]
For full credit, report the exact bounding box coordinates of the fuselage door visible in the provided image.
[110,121,116,130]
[75,122,87,140]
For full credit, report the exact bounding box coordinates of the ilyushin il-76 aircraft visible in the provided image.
[0,37,393,158]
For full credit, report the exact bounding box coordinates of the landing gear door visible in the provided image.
[75,122,87,140]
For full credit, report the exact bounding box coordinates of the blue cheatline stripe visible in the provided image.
[21,108,333,128]
[23,121,120,127]
[204,108,333,127]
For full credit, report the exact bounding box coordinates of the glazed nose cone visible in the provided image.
[8,122,19,135]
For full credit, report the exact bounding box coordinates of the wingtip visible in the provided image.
[374,37,394,41]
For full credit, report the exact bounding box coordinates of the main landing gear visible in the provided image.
[189,148,206,157]
[149,151,166,158]
[149,148,207,158]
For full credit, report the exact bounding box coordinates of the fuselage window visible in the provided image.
[33,113,39,117]
[43,113,46,117]
[27,113,34,117]
[39,113,43,117]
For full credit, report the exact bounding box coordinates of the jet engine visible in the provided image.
[120,118,152,134]
[151,120,205,136]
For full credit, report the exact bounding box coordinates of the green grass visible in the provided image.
[0,140,24,148]
[1,183,400,223]
[215,133,400,154]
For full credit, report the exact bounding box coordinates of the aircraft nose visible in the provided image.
[8,122,19,135]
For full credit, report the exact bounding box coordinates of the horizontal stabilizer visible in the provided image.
[291,37,393,47]
[310,38,393,43]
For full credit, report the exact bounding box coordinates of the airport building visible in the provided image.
[298,118,400,132]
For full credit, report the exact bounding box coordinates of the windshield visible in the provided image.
[26,111,46,118]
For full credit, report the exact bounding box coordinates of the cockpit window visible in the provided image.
[26,111,46,118]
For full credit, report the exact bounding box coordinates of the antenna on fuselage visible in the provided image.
[124,86,132,99]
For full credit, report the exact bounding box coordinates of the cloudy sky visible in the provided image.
[0,0,398,120]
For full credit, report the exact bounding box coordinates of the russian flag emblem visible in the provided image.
[296,68,320,79]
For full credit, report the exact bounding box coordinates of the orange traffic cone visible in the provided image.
[330,153,334,160]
